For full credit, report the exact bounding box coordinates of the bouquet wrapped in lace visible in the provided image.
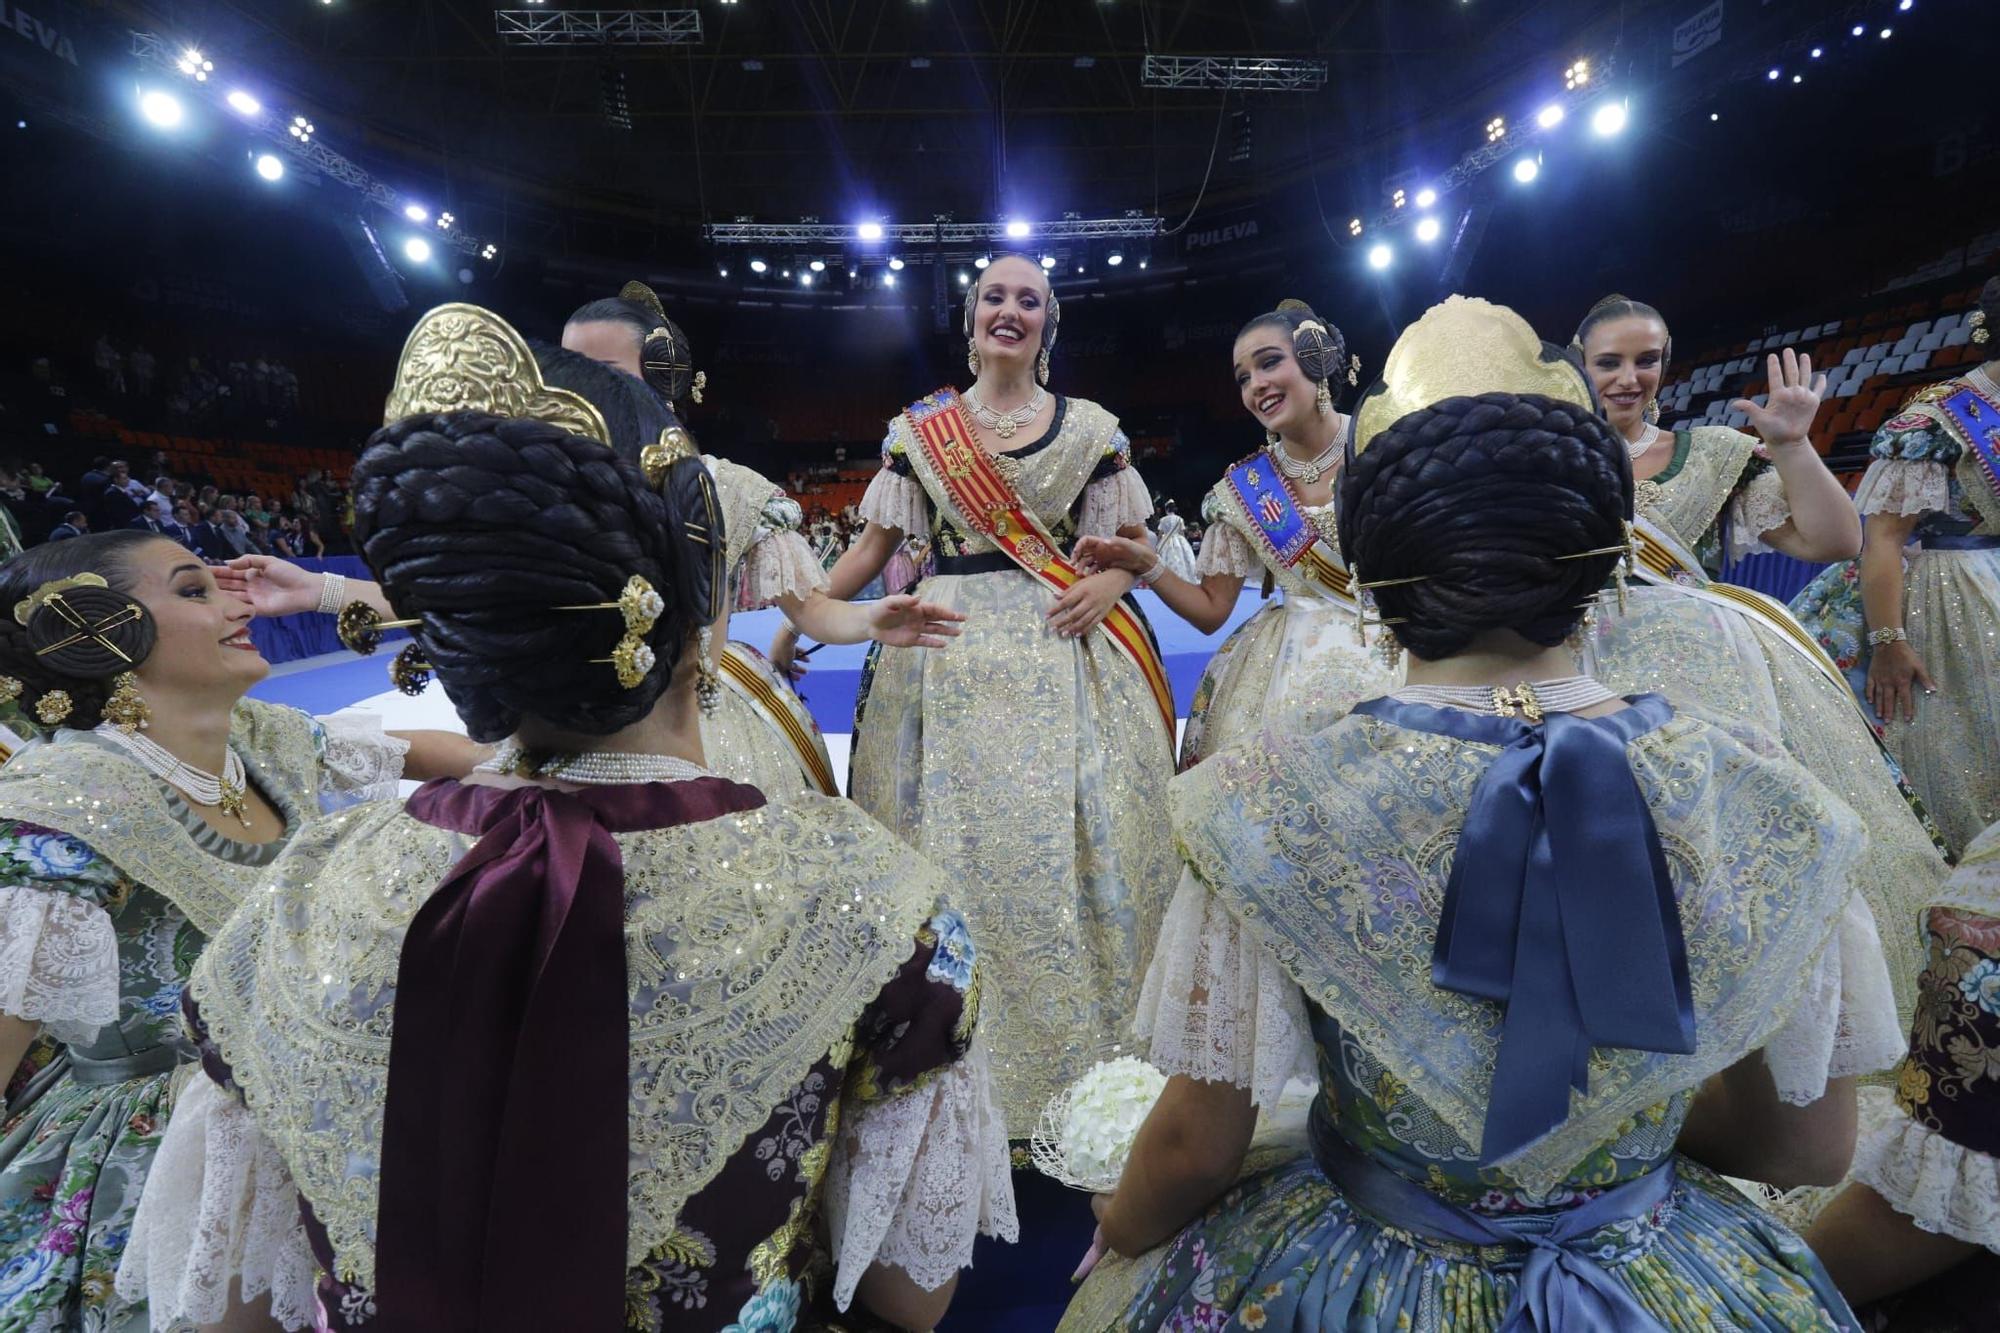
[1029,1056,1168,1190]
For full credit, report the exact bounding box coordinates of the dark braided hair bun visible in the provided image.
[351,345,702,743]
[0,531,171,730]
[1337,392,1632,661]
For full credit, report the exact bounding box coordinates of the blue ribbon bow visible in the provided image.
[1356,694,1695,1166]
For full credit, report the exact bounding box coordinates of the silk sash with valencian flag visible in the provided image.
[1220,451,1357,602]
[902,388,1176,750]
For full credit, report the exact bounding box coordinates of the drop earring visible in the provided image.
[1316,379,1333,416]
[967,341,982,376]
[695,626,722,718]
[102,672,150,734]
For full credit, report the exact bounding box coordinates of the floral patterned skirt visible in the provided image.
[0,1057,172,1333]
[1061,1152,1860,1333]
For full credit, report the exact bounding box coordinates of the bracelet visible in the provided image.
[1135,559,1166,587]
[1866,626,1909,647]
[315,572,348,616]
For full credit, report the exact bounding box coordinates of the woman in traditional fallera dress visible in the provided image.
[1571,294,1949,1020]
[770,255,1179,1136]
[1805,818,2000,1332]
[1076,300,1394,768]
[1791,276,2000,858]
[559,283,965,797]
[1151,502,1197,584]
[1063,296,1904,1333]
[115,306,1014,1332]
[0,532,478,1332]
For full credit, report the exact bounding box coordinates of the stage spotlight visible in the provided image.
[1851,23,1865,35]
[1075,265,1084,274]
[225,90,261,117]
[1484,116,1506,143]
[1810,47,1823,59]
[1791,74,1803,84]
[254,153,284,182]
[403,236,432,263]
[975,255,990,269]
[1564,58,1590,90]
[436,212,455,231]
[1391,188,1407,210]
[809,259,826,272]
[1415,216,1443,244]
[1536,103,1565,129]
[1590,100,1628,137]
[404,204,429,223]
[1899,0,1912,10]
[1767,68,1781,80]
[1107,251,1124,266]
[856,221,884,241]
[848,269,857,279]
[1039,255,1056,270]
[883,273,897,288]
[483,244,499,261]
[1138,258,1149,269]
[749,258,768,273]
[887,256,905,270]
[1414,187,1437,209]
[1348,217,1363,237]
[289,115,314,143]
[781,270,791,279]
[138,89,184,129]
[958,271,970,285]
[1513,156,1539,184]
[1004,219,1031,239]
[1879,27,1893,39]
[799,272,813,287]
[1366,243,1393,271]
[1710,112,1720,122]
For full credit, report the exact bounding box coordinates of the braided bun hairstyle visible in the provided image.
[0,531,170,729]
[350,345,705,743]
[1238,300,1356,400]
[565,296,698,406]
[1337,392,1632,661]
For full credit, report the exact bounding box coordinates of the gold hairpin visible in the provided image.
[1353,573,1430,591]
[14,573,108,627]
[30,597,144,663]
[338,602,422,657]
[558,575,665,690]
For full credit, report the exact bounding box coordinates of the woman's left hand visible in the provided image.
[865,594,967,649]
[1046,570,1133,639]
[1732,348,1827,447]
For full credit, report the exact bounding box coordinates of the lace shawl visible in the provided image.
[1168,708,1871,1194]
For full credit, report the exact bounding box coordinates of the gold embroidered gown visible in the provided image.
[1177,461,1396,767]
[850,396,1179,1131]
[697,456,839,797]
[1580,424,1949,1020]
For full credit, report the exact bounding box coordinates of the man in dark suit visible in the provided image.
[91,461,141,531]
[47,512,88,542]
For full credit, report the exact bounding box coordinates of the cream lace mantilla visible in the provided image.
[1639,425,1758,548]
[186,788,946,1288]
[0,699,321,936]
[1168,710,1867,1194]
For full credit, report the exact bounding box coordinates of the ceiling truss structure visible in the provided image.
[1139,55,1328,92]
[493,11,703,48]
[705,216,1164,248]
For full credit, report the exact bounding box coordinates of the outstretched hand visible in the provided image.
[1731,348,1826,447]
[865,594,966,649]
[214,554,321,617]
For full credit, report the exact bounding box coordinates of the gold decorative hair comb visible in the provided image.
[383,303,612,447]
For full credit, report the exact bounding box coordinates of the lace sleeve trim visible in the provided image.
[1760,890,1906,1105]
[738,529,830,609]
[857,469,929,538]
[823,1035,1018,1310]
[0,884,119,1042]
[1850,1084,2000,1252]
[113,1074,322,1331]
[314,711,411,803]
[1133,871,1314,1111]
[1850,458,1953,519]
[1194,521,1262,580]
[1075,465,1153,540]
[1724,467,1794,562]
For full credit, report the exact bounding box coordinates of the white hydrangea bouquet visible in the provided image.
[1028,1056,1168,1191]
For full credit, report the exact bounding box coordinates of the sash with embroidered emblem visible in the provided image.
[1218,453,1356,602]
[1934,381,2000,506]
[901,388,1175,748]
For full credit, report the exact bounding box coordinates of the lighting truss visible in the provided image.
[704,216,1163,249]
[129,32,489,259]
[494,10,702,47]
[1140,55,1327,92]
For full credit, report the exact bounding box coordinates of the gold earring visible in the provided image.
[1972,310,1989,345]
[1378,632,1403,672]
[1265,430,1282,448]
[33,690,72,727]
[389,644,432,697]
[0,675,20,705]
[690,370,706,405]
[1643,396,1661,424]
[1348,354,1361,387]
[1036,346,1052,385]
[967,342,982,376]
[102,672,150,734]
[1316,380,1333,416]
[695,625,721,717]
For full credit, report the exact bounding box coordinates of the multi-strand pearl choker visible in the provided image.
[96,725,250,825]
[475,741,712,787]
[1391,675,1619,721]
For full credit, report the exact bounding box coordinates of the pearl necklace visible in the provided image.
[1627,423,1662,460]
[1392,675,1618,722]
[477,741,713,786]
[963,385,1048,440]
[96,725,250,825]
[1268,419,1347,485]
